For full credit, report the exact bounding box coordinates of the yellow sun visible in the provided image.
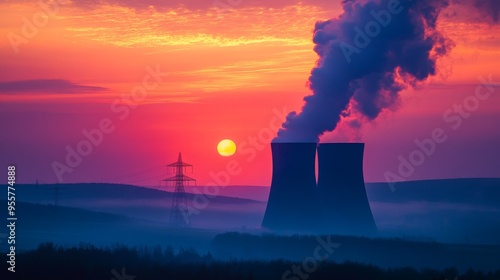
[217,139,236,157]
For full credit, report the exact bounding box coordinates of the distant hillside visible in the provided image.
[3,199,131,227]
[10,182,264,204]
[183,185,270,202]
[366,178,500,206]
[0,200,129,251]
[3,178,500,245]
[0,200,222,251]
[364,178,500,244]
[7,183,266,230]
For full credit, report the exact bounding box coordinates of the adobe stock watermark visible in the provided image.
[111,267,135,280]
[7,0,66,54]
[180,106,288,222]
[282,236,340,280]
[384,75,498,192]
[340,0,410,63]
[51,65,169,182]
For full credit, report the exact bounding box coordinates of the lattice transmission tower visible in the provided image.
[48,183,66,206]
[163,153,195,227]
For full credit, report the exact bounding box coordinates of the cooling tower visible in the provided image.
[317,143,377,236]
[262,142,323,232]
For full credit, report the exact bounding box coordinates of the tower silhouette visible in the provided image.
[163,153,195,228]
[262,143,323,233]
[262,142,377,236]
[317,143,377,235]
[49,183,65,206]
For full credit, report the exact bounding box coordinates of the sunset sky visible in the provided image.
[1,0,499,189]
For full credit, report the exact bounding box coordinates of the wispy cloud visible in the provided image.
[0,79,108,94]
[60,4,326,48]
[44,0,339,11]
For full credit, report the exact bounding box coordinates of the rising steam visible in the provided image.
[275,0,498,142]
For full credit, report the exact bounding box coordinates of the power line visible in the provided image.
[120,173,166,185]
[95,165,165,183]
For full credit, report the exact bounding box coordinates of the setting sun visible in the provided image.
[217,139,237,157]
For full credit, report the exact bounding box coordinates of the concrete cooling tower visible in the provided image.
[317,143,377,235]
[261,143,324,232]
[262,142,377,236]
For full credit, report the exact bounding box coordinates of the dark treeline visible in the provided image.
[1,243,500,280]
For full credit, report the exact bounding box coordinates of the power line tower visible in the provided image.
[35,179,40,204]
[48,183,66,206]
[163,153,195,228]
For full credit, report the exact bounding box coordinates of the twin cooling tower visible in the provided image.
[262,143,377,236]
